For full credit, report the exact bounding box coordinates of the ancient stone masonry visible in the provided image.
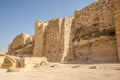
[33,20,48,57]
[2,55,24,68]
[0,52,6,67]
[113,0,120,62]
[72,0,118,63]
[8,0,120,63]
[43,18,64,62]
[8,33,34,57]
[33,18,74,62]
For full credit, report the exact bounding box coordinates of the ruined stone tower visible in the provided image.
[33,18,74,62]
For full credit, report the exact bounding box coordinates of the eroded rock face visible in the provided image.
[2,55,24,69]
[0,52,6,67]
[33,20,48,57]
[8,33,34,57]
[32,0,120,63]
[113,0,120,62]
[73,36,118,63]
[8,0,120,63]
[71,0,119,63]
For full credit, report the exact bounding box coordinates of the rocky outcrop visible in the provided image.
[33,20,48,57]
[73,36,118,63]
[8,33,34,57]
[71,0,119,63]
[24,57,48,68]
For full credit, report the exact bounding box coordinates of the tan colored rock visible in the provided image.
[10,33,32,50]
[24,57,48,68]
[0,52,6,67]
[8,33,34,57]
[2,55,24,69]
[71,0,119,63]
[33,19,48,57]
[7,68,20,72]
[61,17,74,63]
[73,36,118,63]
[113,0,120,62]
[33,17,74,62]
[44,18,64,62]
[7,0,120,64]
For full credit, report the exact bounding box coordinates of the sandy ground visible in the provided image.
[0,64,120,80]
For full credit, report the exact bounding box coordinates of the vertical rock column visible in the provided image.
[113,0,120,62]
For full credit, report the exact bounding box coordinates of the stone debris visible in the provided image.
[7,68,20,72]
[89,65,97,69]
[50,64,58,68]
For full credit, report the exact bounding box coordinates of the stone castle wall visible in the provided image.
[44,18,64,62]
[8,0,120,63]
[33,20,48,57]
[33,18,74,62]
[71,0,118,63]
[113,0,120,62]
[61,18,74,63]
[0,56,5,67]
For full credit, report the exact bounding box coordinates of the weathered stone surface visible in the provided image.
[8,33,34,57]
[2,55,24,69]
[9,33,32,50]
[61,17,74,63]
[71,0,119,63]
[113,0,120,62]
[24,57,48,68]
[33,20,48,57]
[33,18,74,62]
[8,0,120,63]
[73,36,118,63]
[0,52,6,67]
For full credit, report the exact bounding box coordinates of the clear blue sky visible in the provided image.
[0,0,96,52]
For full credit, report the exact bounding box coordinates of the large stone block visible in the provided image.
[8,33,34,57]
